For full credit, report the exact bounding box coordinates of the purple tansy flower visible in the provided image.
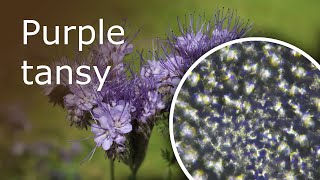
[44,57,100,108]
[149,9,252,98]
[140,60,169,82]
[128,75,166,123]
[63,82,102,129]
[140,60,171,88]
[64,84,101,111]
[141,58,182,95]
[64,93,94,111]
[42,57,100,129]
[100,71,133,105]
[91,123,113,151]
[161,56,185,81]
[92,101,132,151]
[167,8,252,64]
[210,9,251,46]
[140,90,165,123]
[176,30,206,51]
[173,25,209,62]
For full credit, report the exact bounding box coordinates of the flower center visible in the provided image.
[115,121,121,128]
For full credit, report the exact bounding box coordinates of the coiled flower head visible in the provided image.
[168,8,252,65]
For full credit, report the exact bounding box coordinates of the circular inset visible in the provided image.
[170,38,320,179]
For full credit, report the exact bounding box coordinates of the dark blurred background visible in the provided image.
[0,0,319,179]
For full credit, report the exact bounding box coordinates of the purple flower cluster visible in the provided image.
[44,9,251,164]
[172,9,251,62]
[44,35,165,160]
[151,9,252,94]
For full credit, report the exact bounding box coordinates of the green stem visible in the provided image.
[130,168,137,180]
[110,160,115,180]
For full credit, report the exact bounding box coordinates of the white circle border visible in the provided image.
[169,37,320,180]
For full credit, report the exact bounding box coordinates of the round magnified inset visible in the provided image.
[170,38,320,180]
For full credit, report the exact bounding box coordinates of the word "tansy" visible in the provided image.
[21,61,111,91]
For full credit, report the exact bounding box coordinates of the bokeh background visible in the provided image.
[1,0,319,179]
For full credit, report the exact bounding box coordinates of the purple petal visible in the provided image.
[110,107,122,121]
[79,102,92,111]
[102,138,113,150]
[114,135,126,145]
[99,116,112,129]
[64,94,76,107]
[92,107,103,118]
[91,124,105,134]
[94,134,107,146]
[118,123,132,134]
